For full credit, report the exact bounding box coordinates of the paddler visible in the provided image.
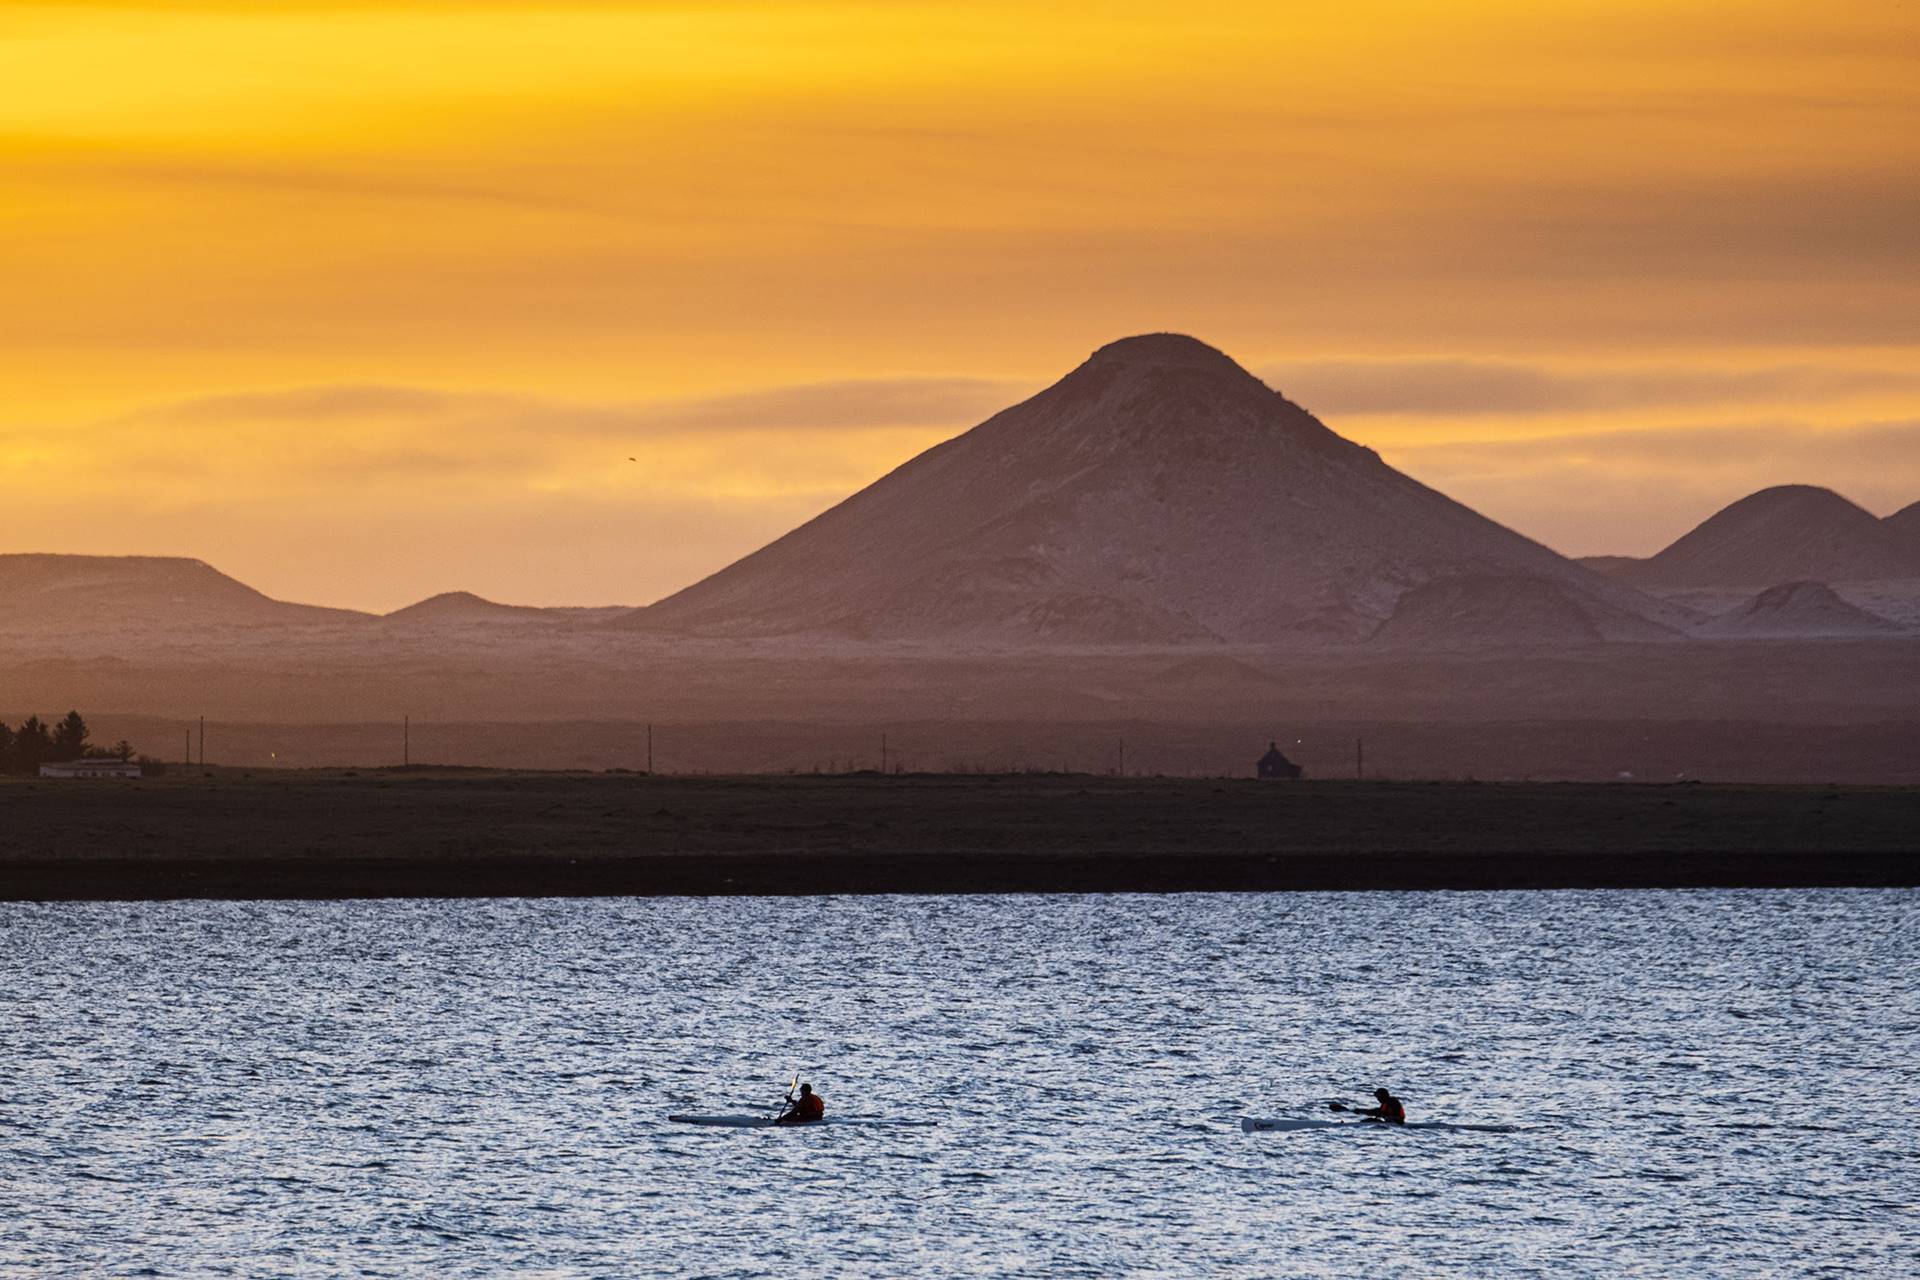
[1357,1087,1406,1124]
[775,1082,825,1125]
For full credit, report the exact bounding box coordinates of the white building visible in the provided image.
[39,759,142,779]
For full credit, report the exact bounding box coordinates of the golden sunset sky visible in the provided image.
[4,0,1917,609]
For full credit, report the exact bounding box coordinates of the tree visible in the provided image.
[113,739,134,762]
[0,720,12,774]
[13,717,53,774]
[51,710,90,762]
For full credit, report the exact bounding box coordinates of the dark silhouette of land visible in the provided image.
[1,772,1911,901]
[25,712,1920,786]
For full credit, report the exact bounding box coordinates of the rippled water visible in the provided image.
[2,890,1915,1277]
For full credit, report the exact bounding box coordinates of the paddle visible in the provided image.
[776,1072,798,1123]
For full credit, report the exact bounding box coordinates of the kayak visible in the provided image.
[667,1114,938,1128]
[1241,1117,1518,1133]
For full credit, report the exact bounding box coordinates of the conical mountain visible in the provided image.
[1598,486,1920,590]
[628,334,1684,644]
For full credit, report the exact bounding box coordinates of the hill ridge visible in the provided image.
[1701,579,1904,637]
[0,553,371,630]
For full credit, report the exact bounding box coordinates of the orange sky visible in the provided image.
[3,0,1918,609]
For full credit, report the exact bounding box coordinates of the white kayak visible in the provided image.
[1241,1117,1518,1133]
[668,1114,938,1128]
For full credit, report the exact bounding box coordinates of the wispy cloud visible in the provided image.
[1393,418,1920,475]
[131,383,511,425]
[1262,359,1920,418]
[6,377,1004,583]
[131,376,1018,436]
[626,377,1020,432]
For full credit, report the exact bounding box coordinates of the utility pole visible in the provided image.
[881,732,888,775]
[198,716,205,769]
[403,715,410,767]
[1356,737,1364,781]
[184,728,191,767]
[1118,736,1125,777]
[647,722,654,774]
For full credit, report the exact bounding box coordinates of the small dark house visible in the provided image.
[1256,741,1302,780]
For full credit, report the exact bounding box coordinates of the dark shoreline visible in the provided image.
[3,849,1913,903]
[2,772,1914,901]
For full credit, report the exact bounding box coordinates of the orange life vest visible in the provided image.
[1378,1097,1405,1124]
[791,1093,824,1122]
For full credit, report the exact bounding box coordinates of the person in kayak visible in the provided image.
[1357,1087,1406,1124]
[776,1082,825,1125]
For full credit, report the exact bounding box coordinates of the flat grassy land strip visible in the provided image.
[1,772,1914,900]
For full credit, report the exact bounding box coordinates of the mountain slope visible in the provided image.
[626,334,1685,645]
[1887,500,1920,560]
[0,554,370,632]
[1590,486,1920,589]
[1371,575,1677,648]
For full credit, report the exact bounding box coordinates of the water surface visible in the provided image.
[3,890,1915,1277]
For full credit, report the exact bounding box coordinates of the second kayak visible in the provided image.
[1241,1117,1519,1133]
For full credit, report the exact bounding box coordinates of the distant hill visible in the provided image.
[1699,580,1904,638]
[384,592,553,624]
[624,334,1683,645]
[383,592,632,626]
[1370,575,1679,649]
[0,554,371,632]
[1586,486,1920,589]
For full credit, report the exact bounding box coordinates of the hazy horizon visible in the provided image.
[4,2,1919,611]
[3,347,1917,614]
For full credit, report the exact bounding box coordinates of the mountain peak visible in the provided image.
[1085,333,1241,372]
[1720,485,1859,516]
